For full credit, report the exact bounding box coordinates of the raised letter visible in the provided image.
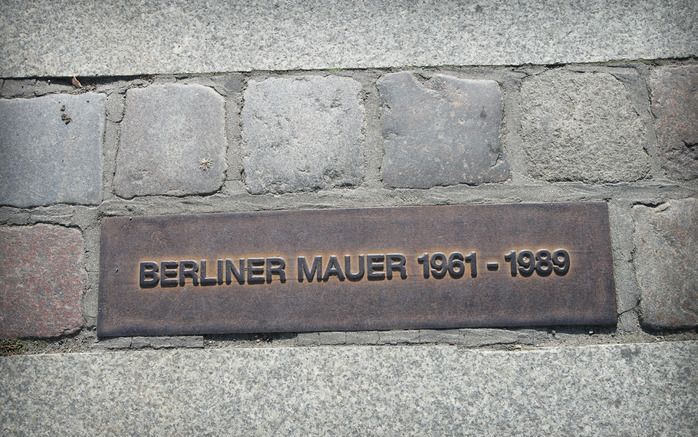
[247,258,265,284]
[139,262,159,288]
[199,260,217,286]
[367,254,385,280]
[179,260,199,286]
[345,255,365,281]
[160,261,178,287]
[298,256,322,282]
[322,255,345,281]
[266,257,287,283]
[386,254,407,280]
[226,259,245,285]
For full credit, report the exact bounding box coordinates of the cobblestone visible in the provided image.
[114,84,226,198]
[378,72,508,188]
[241,76,364,194]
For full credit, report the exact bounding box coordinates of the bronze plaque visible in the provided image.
[97,203,616,337]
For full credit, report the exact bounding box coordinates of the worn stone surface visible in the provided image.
[608,201,642,330]
[241,76,364,194]
[459,329,536,347]
[649,65,698,180]
[1,342,696,435]
[1,0,697,77]
[0,225,85,338]
[114,84,226,198]
[378,72,508,188]
[0,93,104,207]
[377,330,421,344]
[633,199,698,329]
[520,70,651,183]
[0,80,36,98]
[130,336,204,349]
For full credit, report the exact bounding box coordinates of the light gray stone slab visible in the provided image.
[649,65,698,181]
[378,72,508,188]
[1,0,696,77]
[114,84,226,198]
[241,76,364,194]
[0,93,104,207]
[1,342,696,435]
[633,200,698,329]
[519,70,651,183]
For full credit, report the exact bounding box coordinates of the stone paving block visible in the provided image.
[633,199,697,329]
[416,329,464,344]
[520,70,651,183]
[130,336,204,349]
[378,72,508,188]
[294,332,320,346]
[0,80,36,98]
[649,65,698,180]
[241,76,364,194]
[0,93,104,207]
[0,342,695,435]
[377,329,421,344]
[114,84,226,197]
[459,328,536,347]
[344,331,380,345]
[317,331,346,345]
[0,225,85,338]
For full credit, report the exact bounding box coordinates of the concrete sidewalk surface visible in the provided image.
[1,341,696,436]
[1,0,696,77]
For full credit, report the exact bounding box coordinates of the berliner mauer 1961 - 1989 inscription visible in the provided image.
[97,203,616,337]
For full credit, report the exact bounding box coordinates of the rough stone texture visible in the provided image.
[520,70,651,183]
[0,93,104,207]
[1,342,696,435]
[95,336,204,350]
[130,336,204,349]
[1,0,697,77]
[378,330,421,344]
[459,329,536,347]
[241,76,364,193]
[0,225,85,338]
[649,65,698,180]
[633,200,698,329]
[608,201,642,331]
[0,80,36,98]
[114,84,226,198]
[378,72,508,188]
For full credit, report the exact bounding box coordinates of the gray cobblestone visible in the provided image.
[0,93,104,207]
[295,332,320,346]
[344,331,380,345]
[459,329,536,347]
[130,336,204,349]
[0,80,36,98]
[317,332,346,345]
[633,199,697,329]
[649,65,698,181]
[378,72,508,188]
[105,93,124,122]
[519,70,651,183]
[114,84,226,198]
[417,329,464,344]
[241,76,364,194]
[377,330,421,344]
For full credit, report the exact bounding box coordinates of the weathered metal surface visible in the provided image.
[97,203,616,337]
